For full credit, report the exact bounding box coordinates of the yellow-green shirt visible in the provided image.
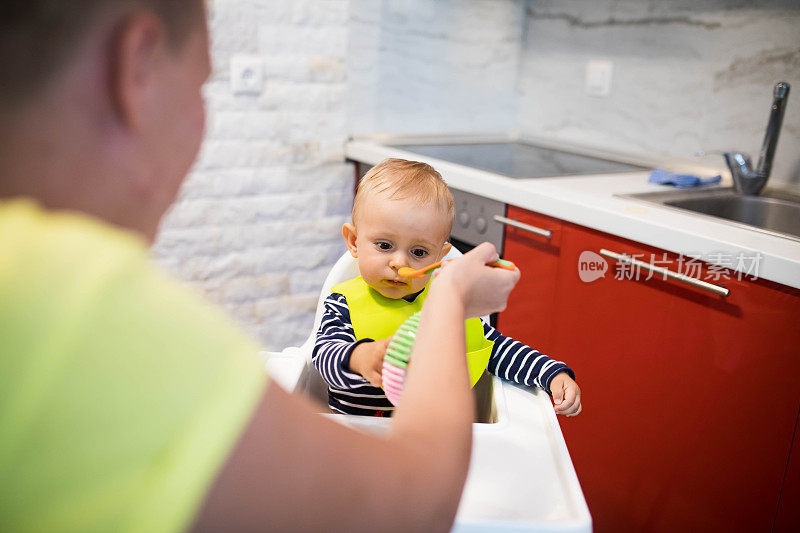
[0,200,267,532]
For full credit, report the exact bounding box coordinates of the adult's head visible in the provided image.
[0,0,210,240]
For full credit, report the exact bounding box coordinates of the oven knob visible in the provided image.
[475,216,488,234]
[458,210,470,228]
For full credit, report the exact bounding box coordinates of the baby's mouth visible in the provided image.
[384,279,407,287]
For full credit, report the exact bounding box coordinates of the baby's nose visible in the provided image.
[388,253,407,270]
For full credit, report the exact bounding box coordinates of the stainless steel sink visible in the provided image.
[619,187,800,242]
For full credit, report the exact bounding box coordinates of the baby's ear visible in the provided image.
[440,241,452,258]
[342,223,358,258]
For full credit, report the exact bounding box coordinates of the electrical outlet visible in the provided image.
[230,54,264,95]
[584,60,613,98]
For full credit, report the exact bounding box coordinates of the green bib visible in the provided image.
[331,276,493,387]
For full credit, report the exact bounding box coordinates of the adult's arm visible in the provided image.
[192,243,519,532]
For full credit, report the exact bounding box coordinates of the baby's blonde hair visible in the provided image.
[353,159,455,233]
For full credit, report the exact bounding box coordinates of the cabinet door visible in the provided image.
[552,222,800,533]
[496,205,562,354]
[774,408,800,532]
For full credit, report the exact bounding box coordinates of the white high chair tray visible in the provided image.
[265,354,591,532]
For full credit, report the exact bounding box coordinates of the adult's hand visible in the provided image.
[434,242,520,319]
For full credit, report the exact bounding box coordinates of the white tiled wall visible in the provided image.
[516,0,800,185]
[347,0,525,136]
[152,0,353,350]
[347,0,799,184]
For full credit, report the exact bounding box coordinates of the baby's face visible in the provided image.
[350,193,451,299]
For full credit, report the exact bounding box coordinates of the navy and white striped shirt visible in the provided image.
[312,291,575,416]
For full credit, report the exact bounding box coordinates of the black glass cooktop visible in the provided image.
[394,142,648,179]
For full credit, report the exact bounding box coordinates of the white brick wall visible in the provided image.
[152,0,353,351]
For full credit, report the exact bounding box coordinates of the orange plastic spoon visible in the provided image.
[397,259,516,279]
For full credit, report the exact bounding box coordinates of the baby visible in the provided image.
[312,158,582,417]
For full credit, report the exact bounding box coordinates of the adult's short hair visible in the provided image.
[0,0,203,107]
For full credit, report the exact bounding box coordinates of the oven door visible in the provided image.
[449,187,507,327]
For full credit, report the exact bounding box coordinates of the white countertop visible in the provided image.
[346,137,800,290]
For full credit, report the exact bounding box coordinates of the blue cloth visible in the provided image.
[649,168,721,188]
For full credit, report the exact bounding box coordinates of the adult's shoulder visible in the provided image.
[0,198,267,532]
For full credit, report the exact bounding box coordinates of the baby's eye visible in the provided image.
[376,242,392,251]
[410,248,429,258]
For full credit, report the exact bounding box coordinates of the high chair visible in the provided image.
[263,246,468,407]
[261,248,592,532]
[289,246,466,361]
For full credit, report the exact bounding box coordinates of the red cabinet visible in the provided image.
[499,209,800,532]
[496,205,562,354]
[774,409,800,532]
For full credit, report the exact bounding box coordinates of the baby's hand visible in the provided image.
[349,338,392,387]
[550,372,582,417]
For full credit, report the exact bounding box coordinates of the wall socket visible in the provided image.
[230,54,264,95]
[584,60,613,98]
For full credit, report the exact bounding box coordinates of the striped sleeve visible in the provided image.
[483,320,575,394]
[311,293,373,390]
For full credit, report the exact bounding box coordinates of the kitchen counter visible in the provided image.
[346,137,800,290]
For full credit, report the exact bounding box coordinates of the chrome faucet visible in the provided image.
[723,81,790,195]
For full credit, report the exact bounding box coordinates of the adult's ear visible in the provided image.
[110,11,166,130]
[342,223,358,258]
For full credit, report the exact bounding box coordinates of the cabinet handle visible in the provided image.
[599,249,730,297]
[493,215,552,240]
